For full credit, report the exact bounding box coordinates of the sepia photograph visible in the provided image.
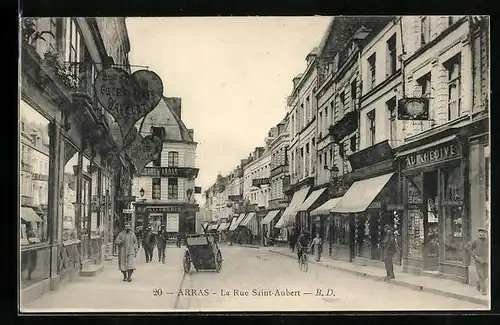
[18,15,490,313]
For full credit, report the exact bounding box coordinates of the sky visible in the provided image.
[126,17,332,196]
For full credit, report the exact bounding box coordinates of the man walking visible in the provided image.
[157,224,168,264]
[115,223,138,282]
[142,227,155,263]
[470,228,489,295]
[382,224,397,281]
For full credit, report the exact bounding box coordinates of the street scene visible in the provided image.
[19,16,489,312]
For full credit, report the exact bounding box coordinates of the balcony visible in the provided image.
[21,195,34,207]
[21,161,32,173]
[270,164,289,178]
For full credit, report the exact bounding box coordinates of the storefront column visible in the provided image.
[49,122,62,283]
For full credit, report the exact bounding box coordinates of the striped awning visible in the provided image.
[218,222,229,231]
[297,188,326,212]
[208,224,219,230]
[240,212,258,235]
[310,197,343,216]
[261,210,281,225]
[274,186,310,228]
[229,213,246,231]
[21,207,42,223]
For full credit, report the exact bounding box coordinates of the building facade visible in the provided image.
[20,17,132,304]
[131,97,200,235]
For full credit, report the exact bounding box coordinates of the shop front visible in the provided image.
[296,187,327,235]
[261,209,282,245]
[396,133,470,282]
[274,185,311,244]
[311,197,342,259]
[133,202,199,236]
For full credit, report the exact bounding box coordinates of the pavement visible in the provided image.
[21,245,488,312]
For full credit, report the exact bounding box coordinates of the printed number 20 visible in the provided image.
[153,288,163,296]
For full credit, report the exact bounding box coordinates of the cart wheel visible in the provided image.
[215,249,222,273]
[183,251,191,274]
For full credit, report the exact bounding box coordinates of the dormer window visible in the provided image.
[151,126,165,139]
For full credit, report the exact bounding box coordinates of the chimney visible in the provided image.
[166,97,182,119]
[188,129,194,140]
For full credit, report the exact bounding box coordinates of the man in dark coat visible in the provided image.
[142,227,155,263]
[157,224,168,263]
[382,224,397,281]
[470,228,489,295]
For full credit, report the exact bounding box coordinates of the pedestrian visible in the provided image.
[470,227,489,295]
[114,222,138,282]
[176,233,182,248]
[382,224,397,281]
[289,230,297,253]
[312,233,323,262]
[142,227,155,263]
[157,224,168,263]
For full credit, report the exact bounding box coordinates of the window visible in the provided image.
[420,16,430,45]
[306,97,310,120]
[350,80,357,111]
[367,110,376,146]
[319,111,323,136]
[152,178,161,200]
[350,135,357,153]
[417,72,432,98]
[339,91,346,118]
[441,165,465,263]
[330,101,335,124]
[323,152,328,168]
[387,97,398,143]
[168,178,178,199]
[291,116,295,137]
[406,174,424,257]
[386,33,397,76]
[368,53,376,90]
[168,152,179,167]
[445,54,462,121]
[64,18,81,74]
[323,107,328,133]
[448,16,461,26]
[338,143,345,158]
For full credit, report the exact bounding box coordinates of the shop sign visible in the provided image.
[401,140,461,170]
[94,67,164,139]
[441,199,463,206]
[31,173,49,181]
[228,194,243,202]
[367,202,382,209]
[122,209,134,214]
[125,134,163,173]
[386,204,404,211]
[139,167,200,178]
[329,111,358,143]
[397,98,430,120]
[348,140,393,170]
[252,178,270,187]
[147,206,183,213]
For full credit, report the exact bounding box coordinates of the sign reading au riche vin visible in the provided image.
[94,67,164,138]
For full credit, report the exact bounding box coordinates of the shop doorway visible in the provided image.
[423,170,439,271]
[349,217,356,262]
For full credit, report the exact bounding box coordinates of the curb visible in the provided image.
[240,244,261,249]
[269,249,488,307]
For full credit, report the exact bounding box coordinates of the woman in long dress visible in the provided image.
[312,233,323,262]
[115,223,138,282]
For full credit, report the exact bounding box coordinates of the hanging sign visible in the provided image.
[125,134,163,173]
[397,98,430,120]
[110,121,139,151]
[94,67,164,138]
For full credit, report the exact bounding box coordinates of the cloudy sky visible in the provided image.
[126,17,331,196]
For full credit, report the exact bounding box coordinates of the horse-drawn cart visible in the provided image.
[183,230,223,273]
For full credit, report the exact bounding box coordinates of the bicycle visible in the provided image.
[298,247,308,272]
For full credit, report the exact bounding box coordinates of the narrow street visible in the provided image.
[22,245,482,312]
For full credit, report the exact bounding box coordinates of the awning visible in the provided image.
[229,213,246,231]
[240,212,258,234]
[261,210,281,225]
[208,224,219,230]
[297,188,326,212]
[274,186,310,228]
[311,197,343,216]
[395,135,457,158]
[21,207,42,223]
[331,173,394,213]
[217,222,229,231]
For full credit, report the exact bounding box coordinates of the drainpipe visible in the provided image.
[398,17,406,99]
[468,15,475,124]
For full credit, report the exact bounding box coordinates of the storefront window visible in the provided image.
[333,214,350,246]
[62,141,79,242]
[407,175,424,257]
[355,213,369,257]
[441,165,465,263]
[81,156,92,238]
[484,145,490,229]
[20,101,51,247]
[91,165,100,236]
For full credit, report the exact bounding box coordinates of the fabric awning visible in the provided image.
[208,224,219,230]
[240,212,255,227]
[21,207,42,223]
[297,188,326,212]
[261,210,281,225]
[274,186,310,228]
[217,222,229,231]
[331,173,394,213]
[229,213,246,231]
[311,197,343,216]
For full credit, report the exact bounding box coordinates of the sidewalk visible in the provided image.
[21,247,187,312]
[269,246,489,307]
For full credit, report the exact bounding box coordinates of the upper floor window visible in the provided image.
[417,72,432,98]
[350,79,357,111]
[168,178,178,199]
[64,18,81,64]
[420,16,430,45]
[367,110,376,146]
[350,135,357,153]
[152,178,161,200]
[386,97,398,142]
[386,33,397,76]
[448,16,461,26]
[445,54,462,120]
[368,53,376,90]
[168,152,179,167]
[339,91,346,118]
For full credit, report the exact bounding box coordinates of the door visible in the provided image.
[423,171,439,271]
[81,176,92,261]
[349,215,356,262]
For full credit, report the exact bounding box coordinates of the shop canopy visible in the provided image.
[21,207,42,223]
[229,213,246,231]
[274,186,310,228]
[261,210,281,225]
[310,197,343,216]
[331,173,394,213]
[217,222,229,231]
[208,223,219,230]
[240,212,258,235]
[296,188,326,212]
